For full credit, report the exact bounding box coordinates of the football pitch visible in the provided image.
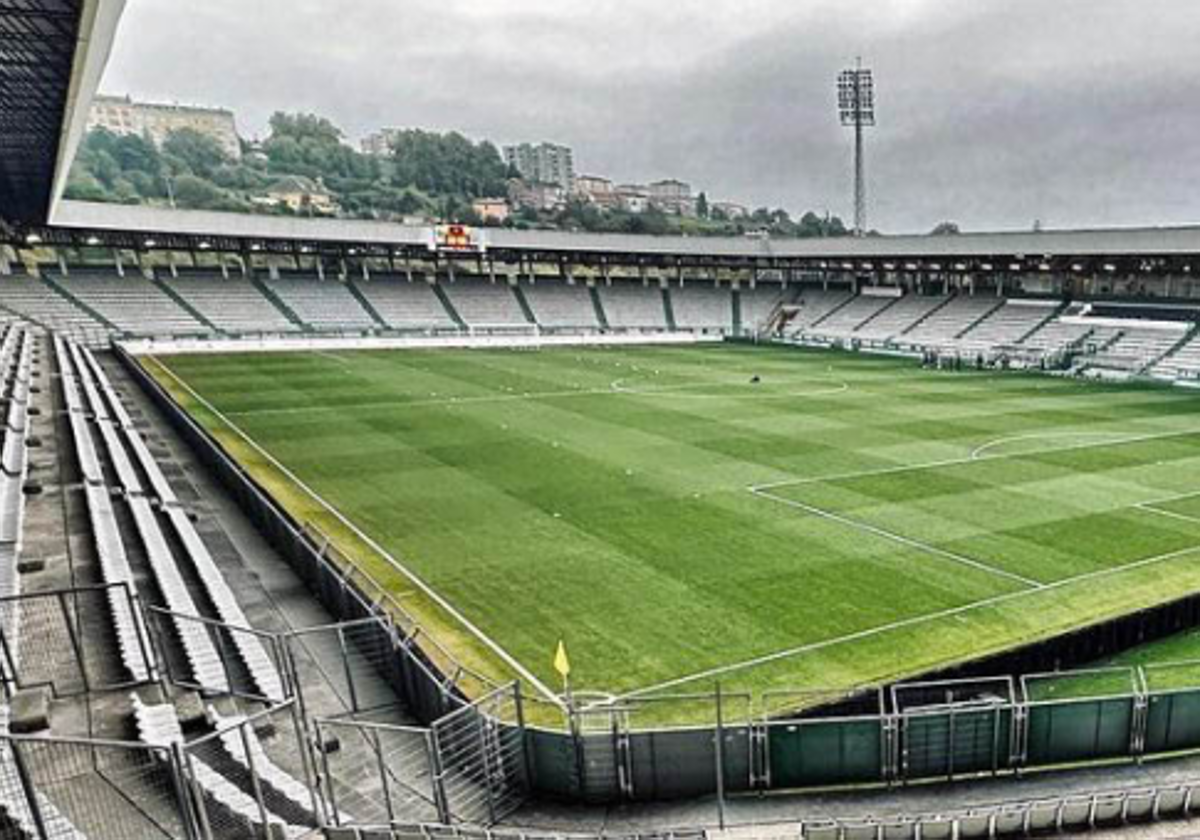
[144,343,1200,708]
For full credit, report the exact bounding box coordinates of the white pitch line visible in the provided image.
[148,356,565,707]
[615,541,1200,702]
[969,430,1139,461]
[609,378,852,400]
[751,488,1044,589]
[1137,504,1200,528]
[750,424,1200,493]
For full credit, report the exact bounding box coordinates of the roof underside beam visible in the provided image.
[0,0,85,223]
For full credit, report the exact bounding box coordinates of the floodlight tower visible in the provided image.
[838,58,875,237]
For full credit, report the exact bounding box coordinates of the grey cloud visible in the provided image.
[100,0,1200,232]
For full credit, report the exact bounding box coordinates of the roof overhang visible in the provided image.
[19,200,1200,268]
[0,0,125,224]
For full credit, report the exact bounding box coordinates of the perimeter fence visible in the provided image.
[113,342,1200,823]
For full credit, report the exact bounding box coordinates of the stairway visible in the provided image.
[249,276,310,331]
[511,282,538,325]
[431,282,467,329]
[347,280,391,329]
[156,277,220,333]
[589,286,610,330]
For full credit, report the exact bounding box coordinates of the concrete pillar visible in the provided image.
[269,262,281,281]
[362,261,370,281]
[316,261,325,281]
[113,249,125,278]
[58,253,69,277]
[0,247,11,276]
[488,257,497,285]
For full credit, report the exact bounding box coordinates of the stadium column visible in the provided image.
[58,252,69,277]
[602,259,611,286]
[111,249,125,278]
[0,247,11,276]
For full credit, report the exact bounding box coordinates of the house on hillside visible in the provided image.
[254,175,338,215]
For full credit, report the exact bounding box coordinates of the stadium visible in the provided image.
[6,2,1200,839]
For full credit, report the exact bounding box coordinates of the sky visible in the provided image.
[98,0,1200,234]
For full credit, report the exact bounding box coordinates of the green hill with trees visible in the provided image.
[66,110,849,239]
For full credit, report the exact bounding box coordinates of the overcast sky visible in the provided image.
[99,0,1200,234]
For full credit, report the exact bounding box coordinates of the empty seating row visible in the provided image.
[739,286,785,332]
[0,707,88,840]
[50,273,205,336]
[901,295,1002,349]
[853,294,949,341]
[1019,318,1092,355]
[520,281,598,329]
[64,339,284,702]
[353,277,456,330]
[785,289,854,333]
[441,278,528,327]
[266,276,377,332]
[0,330,32,546]
[208,707,327,824]
[0,276,105,336]
[954,301,1058,353]
[1153,332,1200,378]
[805,294,898,339]
[670,284,733,331]
[1081,326,1187,373]
[57,337,154,684]
[597,283,667,330]
[132,698,305,839]
[165,274,300,335]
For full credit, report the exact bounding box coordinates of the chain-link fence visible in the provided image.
[0,733,190,840]
[311,717,444,827]
[146,606,290,704]
[0,584,156,699]
[181,701,318,840]
[430,683,528,826]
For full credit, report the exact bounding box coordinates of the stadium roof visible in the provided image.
[26,200,1200,265]
[0,0,125,224]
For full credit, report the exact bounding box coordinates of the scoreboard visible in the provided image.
[432,224,485,255]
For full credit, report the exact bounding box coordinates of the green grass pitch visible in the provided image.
[144,343,1200,708]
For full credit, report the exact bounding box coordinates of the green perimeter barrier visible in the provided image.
[902,704,1015,779]
[1024,697,1135,765]
[114,346,1200,804]
[1145,689,1200,754]
[767,717,885,788]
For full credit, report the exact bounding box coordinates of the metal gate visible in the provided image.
[430,683,529,825]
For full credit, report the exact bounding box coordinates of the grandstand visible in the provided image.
[597,281,669,330]
[167,270,302,335]
[669,282,733,332]
[520,279,600,330]
[354,274,459,331]
[8,4,1200,838]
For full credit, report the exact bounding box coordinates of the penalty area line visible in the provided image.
[148,356,565,707]
[749,488,1044,589]
[613,540,1200,703]
[750,423,1200,494]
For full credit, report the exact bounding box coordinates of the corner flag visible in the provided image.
[553,640,571,683]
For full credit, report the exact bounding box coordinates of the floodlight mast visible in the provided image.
[838,58,875,237]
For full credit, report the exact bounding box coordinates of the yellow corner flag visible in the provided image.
[553,639,571,682]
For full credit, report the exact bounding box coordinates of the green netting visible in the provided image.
[767,718,883,788]
[1025,698,1134,765]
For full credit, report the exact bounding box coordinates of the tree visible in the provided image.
[170,174,228,210]
[268,112,344,146]
[696,192,709,219]
[930,221,961,236]
[163,129,228,180]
